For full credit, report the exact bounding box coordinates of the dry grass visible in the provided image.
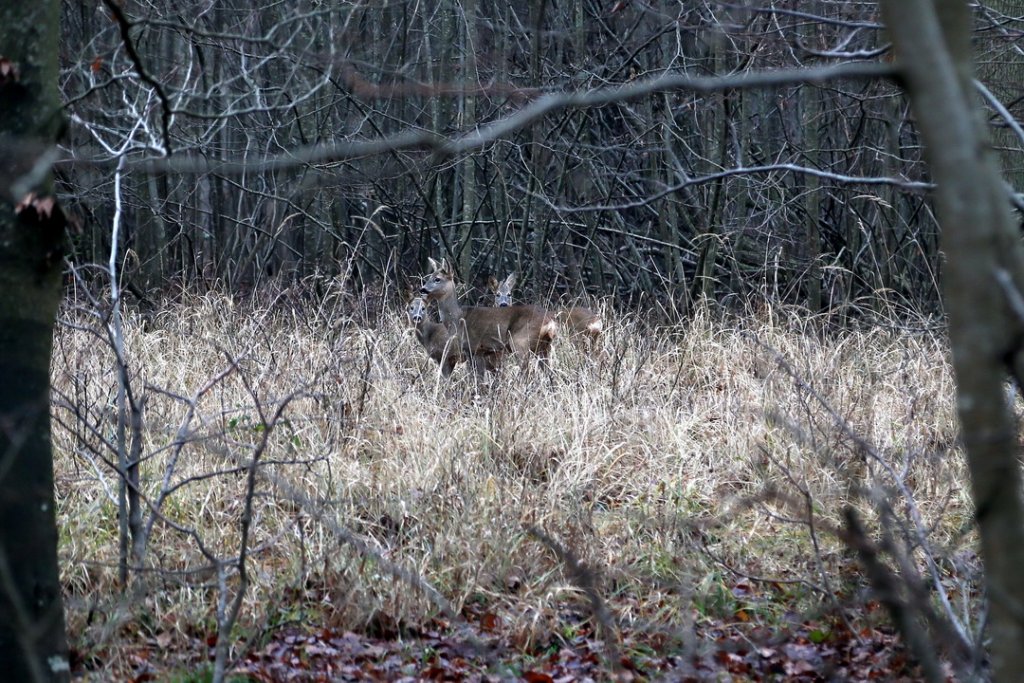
[50,283,974,669]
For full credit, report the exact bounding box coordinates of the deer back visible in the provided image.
[461,304,556,357]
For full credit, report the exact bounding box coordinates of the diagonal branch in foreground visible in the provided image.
[131,61,897,176]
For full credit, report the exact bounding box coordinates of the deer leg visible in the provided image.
[469,351,495,378]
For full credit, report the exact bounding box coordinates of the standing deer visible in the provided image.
[420,258,556,375]
[405,296,463,377]
[488,273,603,342]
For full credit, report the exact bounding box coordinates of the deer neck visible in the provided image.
[414,321,431,345]
[434,287,465,329]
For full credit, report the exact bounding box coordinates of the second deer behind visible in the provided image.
[488,273,603,342]
[406,296,463,377]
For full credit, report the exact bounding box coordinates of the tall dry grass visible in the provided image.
[50,282,974,667]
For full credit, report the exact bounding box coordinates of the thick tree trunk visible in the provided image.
[879,1,1024,678]
[0,1,72,681]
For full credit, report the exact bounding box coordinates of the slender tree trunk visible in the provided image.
[802,85,822,313]
[0,1,72,680]
[458,0,477,277]
[692,36,727,302]
[799,2,823,312]
[141,173,167,291]
[525,0,548,288]
[440,2,456,256]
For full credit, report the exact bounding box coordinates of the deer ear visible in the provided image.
[504,273,517,288]
[488,276,499,290]
[440,258,452,275]
[427,257,440,272]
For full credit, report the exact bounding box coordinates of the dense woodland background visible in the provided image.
[57,1,1023,313]
[2,1,1022,680]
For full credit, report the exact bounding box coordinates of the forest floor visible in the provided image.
[53,286,973,681]
[75,595,928,681]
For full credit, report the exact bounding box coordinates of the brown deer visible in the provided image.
[420,258,556,375]
[405,296,463,377]
[488,273,603,342]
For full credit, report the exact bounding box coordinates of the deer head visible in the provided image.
[488,273,516,307]
[420,257,456,302]
[407,296,428,324]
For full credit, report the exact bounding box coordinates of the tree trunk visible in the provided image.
[458,0,477,277]
[692,35,727,302]
[0,1,72,681]
[879,1,1024,679]
[802,85,822,313]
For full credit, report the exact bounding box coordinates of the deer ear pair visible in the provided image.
[427,257,452,275]
[487,274,517,290]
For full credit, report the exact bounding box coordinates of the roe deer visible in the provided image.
[488,273,603,341]
[421,258,556,375]
[406,296,463,376]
